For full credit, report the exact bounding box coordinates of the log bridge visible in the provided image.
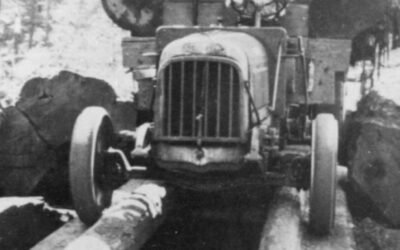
[32,179,171,250]
[32,167,355,250]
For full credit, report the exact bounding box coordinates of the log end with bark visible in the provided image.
[343,91,400,226]
[0,71,137,198]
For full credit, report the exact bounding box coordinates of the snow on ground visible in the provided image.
[344,47,400,113]
[375,48,400,104]
[0,0,135,102]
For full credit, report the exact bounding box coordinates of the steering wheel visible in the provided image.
[227,0,288,22]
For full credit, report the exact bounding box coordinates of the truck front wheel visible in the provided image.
[309,113,338,235]
[69,107,115,225]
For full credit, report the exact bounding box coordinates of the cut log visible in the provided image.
[258,187,301,250]
[31,218,87,250]
[65,179,171,250]
[0,197,66,250]
[300,184,356,250]
[0,107,56,195]
[344,91,400,226]
[258,171,355,250]
[16,71,135,147]
[0,71,137,196]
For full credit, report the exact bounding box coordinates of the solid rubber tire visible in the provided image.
[69,107,114,225]
[309,113,338,235]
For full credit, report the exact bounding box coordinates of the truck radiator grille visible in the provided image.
[162,60,241,139]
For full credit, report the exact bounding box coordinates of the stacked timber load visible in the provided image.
[0,71,136,197]
[344,91,400,226]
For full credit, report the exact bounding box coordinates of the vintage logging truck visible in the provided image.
[69,0,351,235]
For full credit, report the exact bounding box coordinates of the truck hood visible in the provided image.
[158,30,268,81]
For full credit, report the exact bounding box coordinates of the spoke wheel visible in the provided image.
[309,113,338,235]
[69,107,115,225]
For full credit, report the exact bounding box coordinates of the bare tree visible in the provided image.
[27,0,38,48]
[45,0,51,45]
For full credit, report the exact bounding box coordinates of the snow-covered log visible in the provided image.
[65,179,170,250]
